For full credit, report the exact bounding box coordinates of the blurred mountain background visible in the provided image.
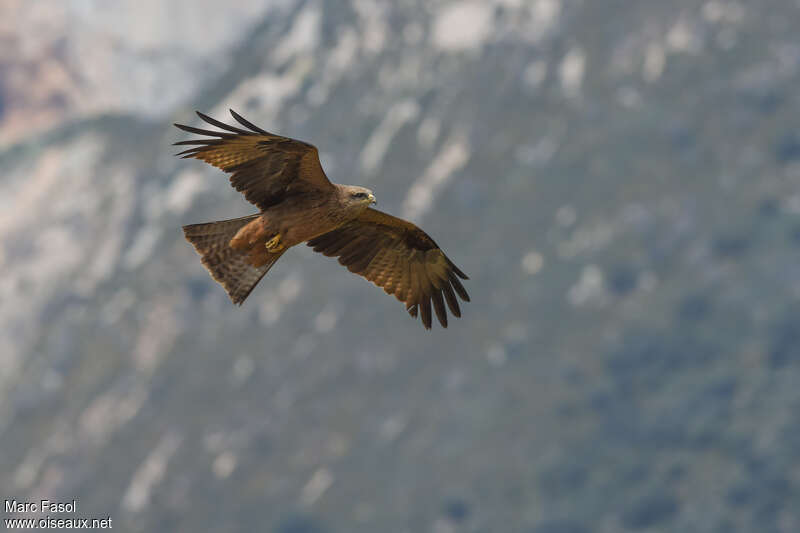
[2,0,800,531]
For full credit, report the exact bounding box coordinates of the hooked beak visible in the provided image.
[368,193,376,205]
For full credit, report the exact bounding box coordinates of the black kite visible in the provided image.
[175,110,469,329]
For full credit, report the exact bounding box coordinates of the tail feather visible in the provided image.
[183,215,284,305]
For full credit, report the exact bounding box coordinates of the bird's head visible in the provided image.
[342,185,376,211]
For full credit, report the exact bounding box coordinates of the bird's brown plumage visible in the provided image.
[176,110,469,329]
[175,110,332,210]
[307,208,470,329]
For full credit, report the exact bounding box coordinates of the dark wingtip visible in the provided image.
[196,110,251,134]
[229,109,242,122]
[420,297,432,330]
[229,109,270,134]
[432,291,448,328]
[195,110,213,124]
[448,272,470,302]
[442,282,461,318]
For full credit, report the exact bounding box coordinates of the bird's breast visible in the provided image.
[272,201,349,246]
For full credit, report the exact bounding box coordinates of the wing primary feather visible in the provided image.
[442,281,461,317]
[174,123,235,138]
[173,139,222,146]
[419,262,444,328]
[420,294,432,329]
[450,262,469,280]
[174,146,220,157]
[177,150,204,158]
[411,261,432,329]
[431,289,448,328]
[427,256,450,289]
[407,304,418,318]
[449,271,471,302]
[230,109,270,134]
[196,111,250,134]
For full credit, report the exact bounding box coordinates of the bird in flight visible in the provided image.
[175,110,469,329]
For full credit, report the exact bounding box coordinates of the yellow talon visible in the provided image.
[265,234,284,252]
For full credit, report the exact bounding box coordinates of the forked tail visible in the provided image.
[183,214,285,304]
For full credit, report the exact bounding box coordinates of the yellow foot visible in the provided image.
[265,233,284,252]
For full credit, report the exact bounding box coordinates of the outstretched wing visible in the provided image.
[307,208,470,329]
[174,110,332,210]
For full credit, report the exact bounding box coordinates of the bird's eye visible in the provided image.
[353,192,366,198]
